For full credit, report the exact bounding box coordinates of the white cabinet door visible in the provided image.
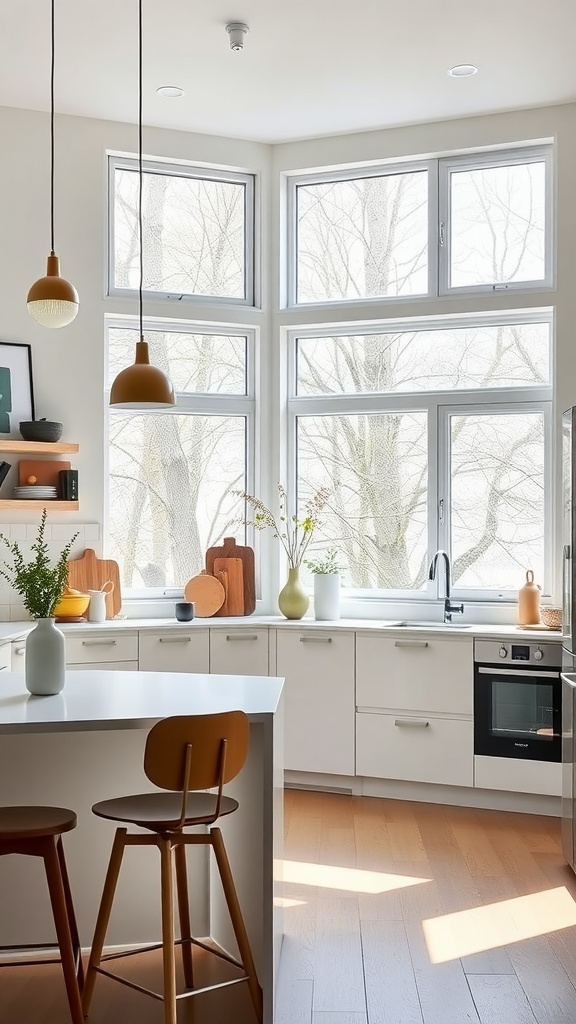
[138,630,210,673]
[276,630,355,775]
[0,643,12,671]
[210,629,270,676]
[356,635,473,715]
[356,711,473,787]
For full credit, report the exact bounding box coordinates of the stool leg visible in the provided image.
[160,837,177,1024]
[42,836,84,1024]
[174,840,194,988]
[211,827,263,1024]
[56,835,85,991]
[82,827,127,1015]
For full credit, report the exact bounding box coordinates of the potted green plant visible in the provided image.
[305,548,343,620]
[0,509,78,695]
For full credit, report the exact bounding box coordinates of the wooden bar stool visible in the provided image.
[0,805,84,1024]
[82,711,263,1024]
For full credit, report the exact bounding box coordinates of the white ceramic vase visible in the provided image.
[25,617,66,696]
[313,573,341,621]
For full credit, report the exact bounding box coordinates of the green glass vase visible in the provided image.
[278,567,309,620]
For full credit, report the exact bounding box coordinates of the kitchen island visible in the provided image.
[0,669,284,1023]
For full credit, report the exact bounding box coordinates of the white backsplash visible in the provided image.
[0,522,101,621]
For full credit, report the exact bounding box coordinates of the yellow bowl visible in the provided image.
[53,592,90,618]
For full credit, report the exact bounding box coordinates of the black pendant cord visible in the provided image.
[138,0,144,339]
[50,0,55,255]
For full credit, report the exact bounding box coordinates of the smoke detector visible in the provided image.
[226,22,249,51]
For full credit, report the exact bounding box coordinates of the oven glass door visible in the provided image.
[474,665,561,761]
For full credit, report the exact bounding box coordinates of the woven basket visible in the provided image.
[540,607,562,629]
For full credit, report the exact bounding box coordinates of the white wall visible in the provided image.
[1,101,575,608]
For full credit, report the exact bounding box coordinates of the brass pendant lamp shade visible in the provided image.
[27,0,79,328]
[109,0,175,409]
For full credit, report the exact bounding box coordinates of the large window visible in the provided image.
[288,146,552,307]
[106,323,255,594]
[289,314,552,599]
[109,157,256,305]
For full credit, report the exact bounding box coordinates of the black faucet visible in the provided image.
[428,550,464,624]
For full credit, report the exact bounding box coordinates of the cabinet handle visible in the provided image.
[226,634,259,642]
[299,636,333,643]
[394,640,428,649]
[14,647,26,656]
[82,639,117,647]
[394,718,430,728]
[159,637,192,644]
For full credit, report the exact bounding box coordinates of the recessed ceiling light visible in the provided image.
[448,64,478,77]
[156,85,184,98]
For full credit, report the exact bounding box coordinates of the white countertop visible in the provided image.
[0,670,285,734]
[0,616,562,644]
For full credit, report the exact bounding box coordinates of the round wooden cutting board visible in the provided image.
[184,572,226,617]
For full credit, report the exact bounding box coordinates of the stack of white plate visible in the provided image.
[13,485,57,500]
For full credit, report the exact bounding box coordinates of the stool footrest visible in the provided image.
[95,962,249,1002]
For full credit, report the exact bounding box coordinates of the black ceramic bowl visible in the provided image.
[19,420,63,443]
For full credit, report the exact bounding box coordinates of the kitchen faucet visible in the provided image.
[428,550,464,624]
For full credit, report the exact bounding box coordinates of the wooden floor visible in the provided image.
[3,790,576,1023]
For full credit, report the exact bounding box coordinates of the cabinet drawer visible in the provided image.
[67,661,139,671]
[356,635,473,715]
[0,643,12,671]
[139,630,209,673]
[65,634,138,665]
[356,711,473,787]
[210,629,269,676]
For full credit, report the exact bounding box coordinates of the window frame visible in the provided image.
[438,145,554,297]
[104,314,258,600]
[107,155,257,308]
[287,309,553,603]
[285,144,553,310]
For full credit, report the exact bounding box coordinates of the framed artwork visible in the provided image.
[0,342,35,437]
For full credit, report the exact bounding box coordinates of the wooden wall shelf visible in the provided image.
[0,500,79,511]
[0,441,79,455]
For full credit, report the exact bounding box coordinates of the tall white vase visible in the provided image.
[25,617,66,696]
[313,573,341,621]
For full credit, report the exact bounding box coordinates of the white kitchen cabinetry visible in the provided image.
[65,633,139,671]
[276,629,355,775]
[138,629,210,674]
[356,635,473,715]
[210,629,269,676]
[10,640,26,672]
[356,633,474,787]
[0,642,12,672]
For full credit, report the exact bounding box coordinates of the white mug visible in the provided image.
[87,590,107,623]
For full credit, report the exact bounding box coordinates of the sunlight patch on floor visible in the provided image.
[283,859,430,894]
[423,886,576,963]
[275,896,307,908]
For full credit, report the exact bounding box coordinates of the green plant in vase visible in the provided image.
[0,509,79,695]
[236,483,330,619]
[305,547,343,621]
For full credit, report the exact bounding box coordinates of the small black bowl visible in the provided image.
[19,420,63,443]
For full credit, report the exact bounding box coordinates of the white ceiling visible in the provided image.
[1,0,575,144]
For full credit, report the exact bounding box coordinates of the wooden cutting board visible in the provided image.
[184,571,226,617]
[206,538,255,614]
[214,557,244,616]
[67,549,122,619]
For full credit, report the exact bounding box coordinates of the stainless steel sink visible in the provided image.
[386,620,472,630]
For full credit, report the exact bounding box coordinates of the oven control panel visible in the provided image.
[475,639,562,667]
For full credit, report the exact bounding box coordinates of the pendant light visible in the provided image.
[109,0,175,409]
[27,0,79,328]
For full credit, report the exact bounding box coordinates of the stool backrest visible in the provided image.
[144,711,250,792]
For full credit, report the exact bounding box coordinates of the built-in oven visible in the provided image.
[474,640,562,763]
